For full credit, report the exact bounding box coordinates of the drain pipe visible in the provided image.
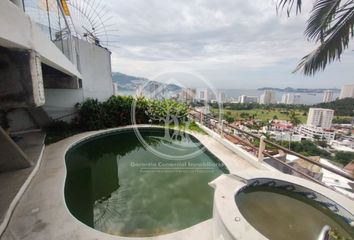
[317,225,331,240]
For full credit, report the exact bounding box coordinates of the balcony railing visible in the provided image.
[23,0,79,66]
[189,109,354,197]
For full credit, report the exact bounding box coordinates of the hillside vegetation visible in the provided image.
[314,98,354,116]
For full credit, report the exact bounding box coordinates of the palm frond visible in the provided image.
[277,0,302,16]
[294,4,354,75]
[305,0,342,41]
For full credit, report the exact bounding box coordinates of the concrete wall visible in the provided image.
[43,39,113,120]
[76,39,113,101]
[0,48,45,108]
[0,127,31,172]
[43,89,84,120]
[0,0,81,79]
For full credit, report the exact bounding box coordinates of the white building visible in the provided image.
[271,132,303,142]
[281,93,290,104]
[179,88,196,103]
[291,94,301,105]
[238,95,259,104]
[195,88,209,102]
[0,0,115,171]
[297,125,335,141]
[282,93,301,105]
[307,108,334,129]
[323,90,334,103]
[339,84,354,99]
[259,90,276,104]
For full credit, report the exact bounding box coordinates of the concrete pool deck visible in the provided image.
[1,126,257,240]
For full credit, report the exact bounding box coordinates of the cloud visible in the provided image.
[105,0,354,88]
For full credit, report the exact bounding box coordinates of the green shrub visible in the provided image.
[77,96,188,131]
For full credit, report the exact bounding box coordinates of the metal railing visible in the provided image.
[189,110,354,186]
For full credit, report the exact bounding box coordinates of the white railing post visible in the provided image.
[258,136,266,162]
[221,121,224,138]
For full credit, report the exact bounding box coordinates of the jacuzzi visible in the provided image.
[209,170,354,240]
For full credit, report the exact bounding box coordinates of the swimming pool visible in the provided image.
[64,127,228,237]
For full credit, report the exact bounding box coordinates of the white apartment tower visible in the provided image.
[291,94,301,105]
[260,90,276,104]
[281,93,290,104]
[339,84,354,99]
[239,95,259,103]
[323,90,334,103]
[307,108,334,129]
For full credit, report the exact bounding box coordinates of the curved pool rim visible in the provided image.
[210,170,354,240]
[62,125,230,239]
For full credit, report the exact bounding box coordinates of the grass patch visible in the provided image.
[213,108,307,123]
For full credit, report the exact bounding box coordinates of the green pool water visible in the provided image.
[65,128,228,237]
[236,186,354,240]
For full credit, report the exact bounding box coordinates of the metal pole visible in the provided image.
[45,0,53,41]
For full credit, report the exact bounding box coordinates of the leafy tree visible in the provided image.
[334,151,354,165]
[277,0,354,75]
[223,114,235,123]
[314,98,354,116]
[289,111,301,126]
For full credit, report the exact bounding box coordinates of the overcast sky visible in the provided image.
[104,0,353,89]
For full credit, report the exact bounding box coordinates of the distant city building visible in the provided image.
[323,90,334,103]
[271,132,303,142]
[217,91,226,103]
[281,93,290,104]
[195,88,209,102]
[238,95,259,104]
[281,93,301,105]
[259,90,276,104]
[291,94,301,105]
[297,125,335,141]
[307,108,334,129]
[179,88,196,103]
[113,82,119,96]
[339,84,354,99]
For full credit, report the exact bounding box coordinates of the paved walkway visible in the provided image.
[1,126,256,240]
[0,131,45,227]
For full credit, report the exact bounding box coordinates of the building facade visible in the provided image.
[239,95,259,104]
[339,84,354,99]
[260,90,276,104]
[307,108,334,129]
[281,93,290,104]
[297,125,335,141]
[179,88,196,103]
[323,90,334,103]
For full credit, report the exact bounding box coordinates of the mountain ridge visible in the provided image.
[112,72,181,92]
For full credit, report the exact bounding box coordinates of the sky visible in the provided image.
[103,0,354,89]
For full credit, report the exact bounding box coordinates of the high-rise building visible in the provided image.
[281,93,290,104]
[339,84,354,99]
[323,90,334,103]
[259,90,276,104]
[281,93,301,105]
[307,108,334,129]
[180,88,196,103]
[217,90,226,103]
[195,88,208,102]
[291,94,301,105]
[238,95,259,103]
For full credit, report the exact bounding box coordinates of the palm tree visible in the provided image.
[277,0,354,75]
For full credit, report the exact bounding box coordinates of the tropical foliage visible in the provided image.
[45,96,191,143]
[77,96,189,131]
[314,97,354,116]
[277,0,354,75]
